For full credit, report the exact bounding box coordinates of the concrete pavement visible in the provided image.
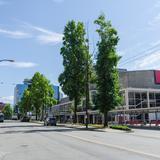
[0,121,159,160]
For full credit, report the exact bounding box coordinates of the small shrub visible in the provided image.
[110,125,131,131]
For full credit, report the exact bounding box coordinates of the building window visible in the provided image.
[142,92,147,100]
[141,92,147,108]
[156,93,160,107]
[150,102,156,107]
[128,92,135,106]
[149,93,155,100]
[149,92,156,107]
[135,92,141,108]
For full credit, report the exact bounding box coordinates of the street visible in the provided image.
[0,121,160,160]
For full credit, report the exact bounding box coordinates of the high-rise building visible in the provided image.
[14,79,60,105]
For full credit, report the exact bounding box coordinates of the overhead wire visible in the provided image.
[119,43,160,66]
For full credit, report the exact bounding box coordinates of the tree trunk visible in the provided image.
[73,99,77,124]
[36,108,38,120]
[41,106,44,121]
[104,111,108,127]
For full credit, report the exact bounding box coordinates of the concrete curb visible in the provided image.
[30,121,44,125]
[30,121,132,133]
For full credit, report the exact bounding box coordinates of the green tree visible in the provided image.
[19,89,32,116]
[2,104,13,119]
[59,20,89,123]
[94,14,121,127]
[30,72,56,120]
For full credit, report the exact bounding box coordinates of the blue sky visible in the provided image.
[0,0,160,104]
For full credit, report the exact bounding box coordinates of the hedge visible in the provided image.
[110,125,131,131]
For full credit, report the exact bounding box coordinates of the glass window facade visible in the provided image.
[14,84,60,105]
[128,91,148,109]
[127,90,160,109]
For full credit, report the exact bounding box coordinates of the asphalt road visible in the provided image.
[0,121,160,160]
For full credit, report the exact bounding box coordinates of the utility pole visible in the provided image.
[85,22,90,129]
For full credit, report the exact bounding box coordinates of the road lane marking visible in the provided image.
[62,133,160,160]
[0,152,7,160]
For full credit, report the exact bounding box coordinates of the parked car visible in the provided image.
[44,117,56,126]
[0,113,4,122]
[12,115,18,120]
[21,116,30,122]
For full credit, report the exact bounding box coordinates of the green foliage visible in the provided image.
[90,66,97,84]
[30,72,57,120]
[59,20,89,122]
[110,125,131,131]
[19,89,31,116]
[19,72,57,120]
[94,14,122,126]
[2,104,13,119]
[13,104,18,113]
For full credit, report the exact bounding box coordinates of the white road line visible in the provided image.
[0,152,7,160]
[62,133,160,160]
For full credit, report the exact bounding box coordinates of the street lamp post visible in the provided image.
[0,59,15,63]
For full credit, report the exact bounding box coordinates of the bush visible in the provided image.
[2,104,13,120]
[110,125,131,131]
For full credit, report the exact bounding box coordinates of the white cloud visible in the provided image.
[0,21,63,45]
[0,96,14,104]
[0,61,38,68]
[0,28,31,39]
[134,51,160,70]
[148,13,160,30]
[37,33,63,44]
[150,40,160,47]
[20,22,63,45]
[29,25,63,45]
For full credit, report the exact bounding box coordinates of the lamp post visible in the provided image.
[0,59,15,63]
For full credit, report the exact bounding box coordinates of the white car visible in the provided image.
[12,115,18,120]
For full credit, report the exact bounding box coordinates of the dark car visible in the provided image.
[21,116,30,122]
[0,113,4,122]
[44,117,56,126]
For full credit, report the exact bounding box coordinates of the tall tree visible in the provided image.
[2,104,13,119]
[19,89,32,117]
[59,20,88,123]
[30,72,56,120]
[94,14,121,127]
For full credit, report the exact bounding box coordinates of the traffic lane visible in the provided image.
[0,127,155,160]
[61,128,160,157]
[0,122,159,160]
[0,122,160,158]
[0,121,41,128]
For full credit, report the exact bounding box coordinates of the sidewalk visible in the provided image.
[31,120,102,129]
[31,120,128,133]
